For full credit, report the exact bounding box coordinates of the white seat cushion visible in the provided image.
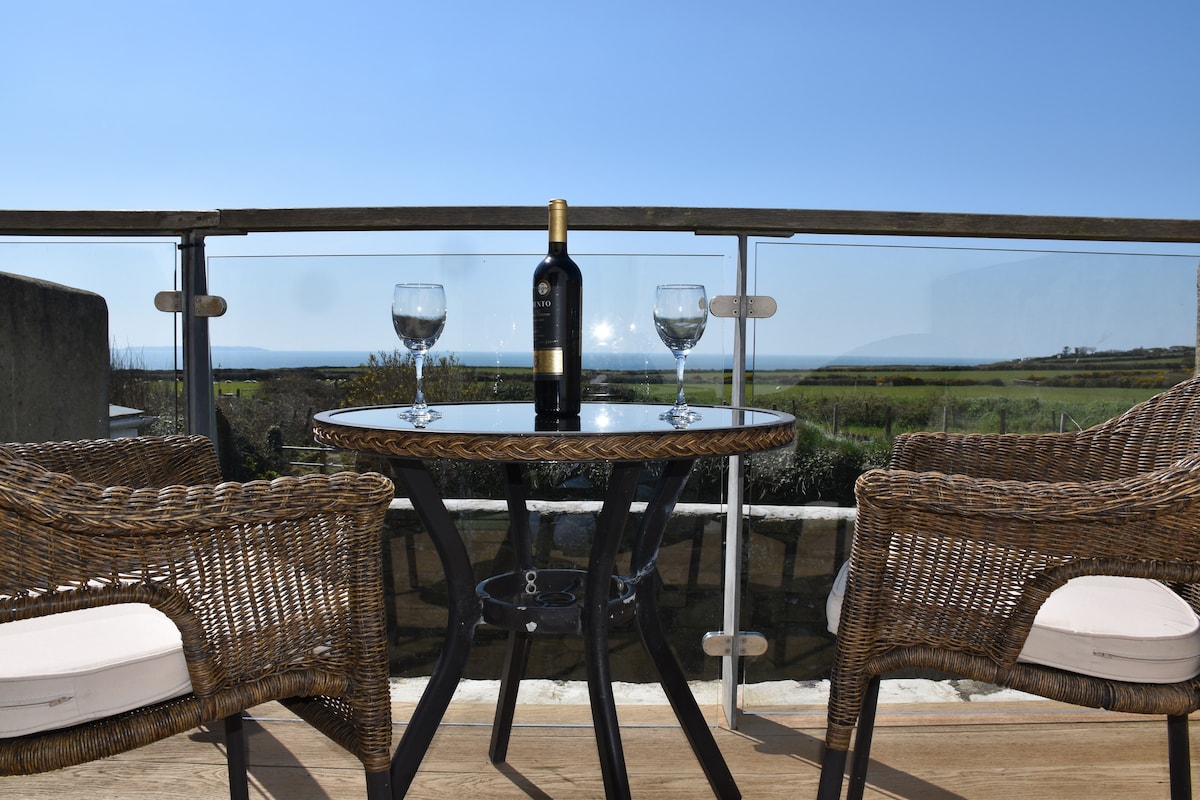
[826,559,851,637]
[0,603,192,738]
[827,563,1200,683]
[1017,575,1200,682]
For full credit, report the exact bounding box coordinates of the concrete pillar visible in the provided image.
[0,272,109,441]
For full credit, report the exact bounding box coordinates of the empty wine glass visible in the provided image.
[653,284,709,425]
[392,283,446,426]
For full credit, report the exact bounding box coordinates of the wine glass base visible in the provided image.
[398,407,442,428]
[659,406,701,428]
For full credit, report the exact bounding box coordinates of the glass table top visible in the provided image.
[314,402,787,436]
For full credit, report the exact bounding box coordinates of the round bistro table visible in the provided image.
[311,401,795,800]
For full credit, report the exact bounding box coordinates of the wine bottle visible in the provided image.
[532,198,582,417]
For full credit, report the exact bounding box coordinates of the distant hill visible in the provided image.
[984,345,1193,371]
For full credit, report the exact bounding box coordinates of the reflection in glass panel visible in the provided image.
[749,241,1199,495]
[754,242,1196,368]
[740,240,1199,692]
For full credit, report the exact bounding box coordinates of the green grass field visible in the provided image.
[748,377,1160,407]
[190,345,1192,439]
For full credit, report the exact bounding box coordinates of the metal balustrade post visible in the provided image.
[180,231,216,441]
[719,233,750,729]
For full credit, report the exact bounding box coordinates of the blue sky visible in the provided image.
[2,1,1198,363]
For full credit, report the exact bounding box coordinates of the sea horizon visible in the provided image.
[116,345,1000,372]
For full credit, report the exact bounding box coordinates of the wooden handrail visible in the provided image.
[2,206,1199,243]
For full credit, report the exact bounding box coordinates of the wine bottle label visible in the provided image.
[533,348,564,374]
[533,277,572,377]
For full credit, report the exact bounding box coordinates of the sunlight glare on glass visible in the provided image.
[590,319,616,348]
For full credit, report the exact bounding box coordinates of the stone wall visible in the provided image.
[0,272,109,442]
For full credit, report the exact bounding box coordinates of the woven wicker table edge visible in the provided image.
[311,416,794,462]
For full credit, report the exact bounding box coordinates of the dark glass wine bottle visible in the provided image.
[532,198,582,417]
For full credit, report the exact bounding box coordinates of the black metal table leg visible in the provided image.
[632,459,741,800]
[489,629,533,763]
[388,455,742,800]
[584,461,644,800]
[490,464,535,763]
[388,458,482,798]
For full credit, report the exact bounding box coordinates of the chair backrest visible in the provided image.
[1079,375,1200,477]
[0,435,221,488]
[0,434,396,791]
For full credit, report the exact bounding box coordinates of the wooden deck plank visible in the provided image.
[0,700,1194,799]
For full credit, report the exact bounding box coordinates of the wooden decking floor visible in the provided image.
[1,698,1192,799]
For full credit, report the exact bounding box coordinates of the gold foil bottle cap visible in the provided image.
[549,199,568,243]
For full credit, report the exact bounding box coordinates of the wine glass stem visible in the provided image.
[674,353,688,407]
[413,350,427,408]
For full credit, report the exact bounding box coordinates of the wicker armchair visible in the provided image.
[818,376,1200,800]
[0,435,395,799]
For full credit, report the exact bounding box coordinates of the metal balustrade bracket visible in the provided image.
[153,291,182,313]
[702,631,769,657]
[709,295,777,319]
[195,295,228,317]
[154,290,228,317]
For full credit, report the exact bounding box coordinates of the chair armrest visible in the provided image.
[856,456,1200,555]
[0,463,395,698]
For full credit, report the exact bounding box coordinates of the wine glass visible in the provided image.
[653,284,709,425]
[392,283,446,426]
